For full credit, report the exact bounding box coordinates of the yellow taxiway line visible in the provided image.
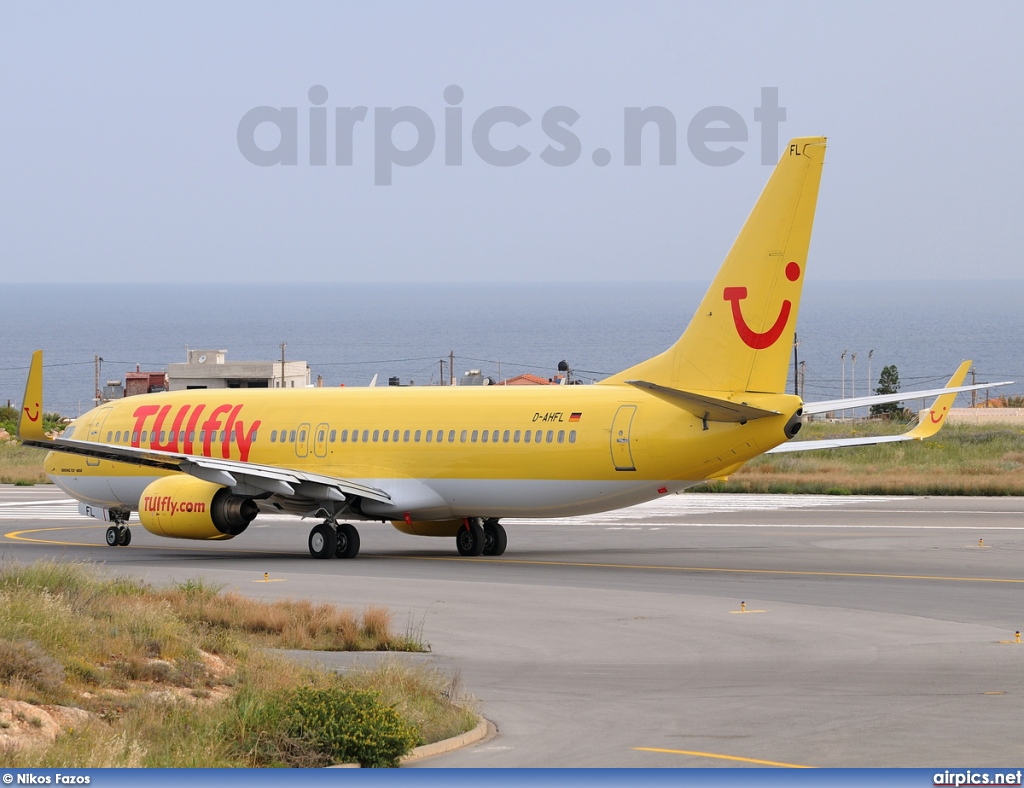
[634,746,813,768]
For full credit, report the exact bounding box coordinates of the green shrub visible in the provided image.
[284,686,420,768]
[0,639,66,691]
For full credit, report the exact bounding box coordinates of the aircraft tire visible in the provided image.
[105,526,120,547]
[309,523,337,559]
[482,520,507,556]
[118,526,132,547]
[335,523,360,559]
[456,518,485,557]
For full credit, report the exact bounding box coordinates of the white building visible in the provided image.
[167,350,310,391]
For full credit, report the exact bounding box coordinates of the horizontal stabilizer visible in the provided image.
[626,380,780,423]
[803,381,1013,416]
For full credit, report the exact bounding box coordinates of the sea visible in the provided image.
[2,281,1022,419]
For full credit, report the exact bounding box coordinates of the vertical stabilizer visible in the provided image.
[606,137,826,394]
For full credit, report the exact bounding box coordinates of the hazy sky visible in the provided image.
[2,2,1021,283]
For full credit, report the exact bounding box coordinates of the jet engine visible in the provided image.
[138,475,258,540]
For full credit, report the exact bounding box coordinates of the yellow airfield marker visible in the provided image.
[997,631,1021,645]
[254,572,286,583]
[730,601,767,614]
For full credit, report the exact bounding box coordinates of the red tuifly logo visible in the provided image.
[723,262,800,350]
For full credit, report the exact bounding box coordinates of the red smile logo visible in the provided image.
[23,402,40,423]
[723,262,800,350]
[929,406,948,424]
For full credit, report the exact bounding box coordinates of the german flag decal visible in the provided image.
[569,412,582,422]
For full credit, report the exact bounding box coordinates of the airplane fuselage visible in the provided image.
[47,384,802,520]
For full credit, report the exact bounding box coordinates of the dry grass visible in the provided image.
[0,443,50,485]
[157,580,426,652]
[704,422,1024,495]
[0,561,471,768]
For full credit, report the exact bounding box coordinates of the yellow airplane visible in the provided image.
[16,137,1008,559]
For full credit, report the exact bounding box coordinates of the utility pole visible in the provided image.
[971,367,977,408]
[280,343,286,389]
[439,359,445,386]
[851,352,857,417]
[449,350,455,387]
[840,350,847,417]
[799,361,806,400]
[867,350,874,396]
[792,333,800,397]
[94,355,104,405]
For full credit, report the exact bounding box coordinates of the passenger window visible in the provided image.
[471,430,478,443]
[481,430,488,443]
[414,430,421,442]
[179,431,185,443]
[514,430,520,443]
[211,432,218,444]
[535,430,543,443]
[503,430,510,443]
[448,430,456,443]
[382,430,389,443]
[289,430,296,443]
[330,430,336,442]
[133,431,139,443]
[228,432,234,444]
[557,430,565,443]
[392,430,400,442]
[460,430,468,443]
[341,429,348,442]
[524,430,531,444]
[351,430,358,443]
[362,430,369,442]
[426,430,433,443]
[113,431,120,442]
[251,431,257,442]
[373,430,380,442]
[142,431,148,442]
[106,431,113,442]
[404,430,411,442]
[198,430,204,442]
[299,430,306,442]
[317,430,325,442]
[569,430,576,443]
[160,431,166,442]
[492,430,499,443]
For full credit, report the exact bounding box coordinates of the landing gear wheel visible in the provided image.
[308,522,337,559]
[335,523,360,559]
[482,520,507,556]
[117,526,132,546]
[456,518,485,556]
[105,526,120,547]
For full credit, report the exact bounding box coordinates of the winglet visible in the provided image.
[904,360,971,440]
[17,350,47,442]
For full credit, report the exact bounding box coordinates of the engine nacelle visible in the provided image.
[139,475,258,540]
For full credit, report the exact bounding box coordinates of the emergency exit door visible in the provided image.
[610,405,637,471]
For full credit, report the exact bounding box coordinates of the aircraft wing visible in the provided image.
[772,360,1008,454]
[17,351,391,505]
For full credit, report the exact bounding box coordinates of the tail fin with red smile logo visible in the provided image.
[604,137,826,396]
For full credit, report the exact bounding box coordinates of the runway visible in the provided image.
[3,485,1023,767]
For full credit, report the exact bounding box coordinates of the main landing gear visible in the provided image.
[308,521,360,559]
[105,524,131,547]
[456,518,507,557]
